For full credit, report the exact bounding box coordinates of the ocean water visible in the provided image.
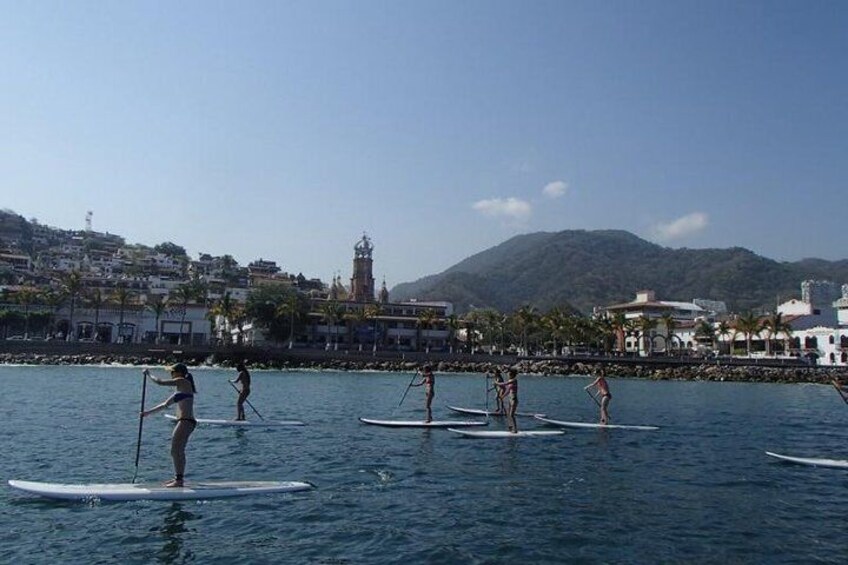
[1,365,847,564]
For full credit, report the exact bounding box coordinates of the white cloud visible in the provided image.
[472,197,532,221]
[542,180,568,198]
[653,212,709,241]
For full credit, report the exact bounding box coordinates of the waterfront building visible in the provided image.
[602,290,711,356]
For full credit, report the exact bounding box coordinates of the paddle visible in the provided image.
[229,380,265,420]
[833,380,848,405]
[132,369,149,484]
[397,371,420,409]
[484,372,490,414]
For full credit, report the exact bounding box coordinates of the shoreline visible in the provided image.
[2,351,846,385]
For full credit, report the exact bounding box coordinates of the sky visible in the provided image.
[2,1,847,288]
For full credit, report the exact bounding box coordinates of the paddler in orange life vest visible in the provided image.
[411,365,435,423]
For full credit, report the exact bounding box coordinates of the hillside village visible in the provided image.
[2,209,848,367]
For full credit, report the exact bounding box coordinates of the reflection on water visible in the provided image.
[156,503,200,564]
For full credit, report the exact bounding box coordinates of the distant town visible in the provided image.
[2,209,848,367]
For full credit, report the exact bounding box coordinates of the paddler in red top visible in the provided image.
[410,365,435,423]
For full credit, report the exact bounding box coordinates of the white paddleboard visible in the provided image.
[448,428,564,438]
[765,451,848,469]
[7,479,314,501]
[165,414,305,427]
[535,415,659,431]
[447,406,546,418]
[358,417,488,428]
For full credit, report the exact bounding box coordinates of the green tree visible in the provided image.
[15,286,40,339]
[59,271,83,341]
[111,285,136,344]
[734,312,762,357]
[146,294,169,344]
[762,312,793,356]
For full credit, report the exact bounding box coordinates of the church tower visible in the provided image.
[350,233,375,303]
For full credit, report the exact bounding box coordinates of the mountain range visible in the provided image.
[389,230,848,315]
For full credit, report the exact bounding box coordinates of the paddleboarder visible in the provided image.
[230,362,251,420]
[495,368,520,433]
[488,367,506,414]
[141,363,197,487]
[585,367,611,424]
[410,365,435,423]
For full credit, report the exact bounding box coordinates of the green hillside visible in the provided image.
[390,230,848,314]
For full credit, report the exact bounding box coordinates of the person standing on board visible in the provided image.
[411,365,435,423]
[141,363,197,487]
[230,362,251,420]
[495,368,520,433]
[488,367,506,414]
[585,367,612,424]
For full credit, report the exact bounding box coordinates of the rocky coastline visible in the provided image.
[2,351,847,385]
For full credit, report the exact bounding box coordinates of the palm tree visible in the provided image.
[364,303,383,353]
[209,292,236,345]
[320,301,345,350]
[716,320,733,355]
[275,292,304,349]
[762,313,793,356]
[512,304,538,356]
[15,286,40,339]
[609,312,628,354]
[444,313,460,354]
[416,308,438,352]
[87,289,105,342]
[173,280,205,345]
[146,294,169,344]
[695,320,716,351]
[734,312,762,357]
[59,270,83,340]
[659,313,678,355]
[635,315,658,356]
[111,285,135,344]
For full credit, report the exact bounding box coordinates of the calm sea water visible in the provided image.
[1,365,847,564]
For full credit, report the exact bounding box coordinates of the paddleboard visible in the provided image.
[535,415,659,431]
[765,451,848,469]
[448,428,564,438]
[165,414,305,427]
[358,418,487,428]
[447,406,546,418]
[7,479,314,501]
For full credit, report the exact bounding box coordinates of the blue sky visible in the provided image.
[2,1,846,288]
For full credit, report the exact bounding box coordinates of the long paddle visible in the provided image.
[833,380,848,405]
[397,371,420,409]
[229,380,265,420]
[132,369,149,484]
